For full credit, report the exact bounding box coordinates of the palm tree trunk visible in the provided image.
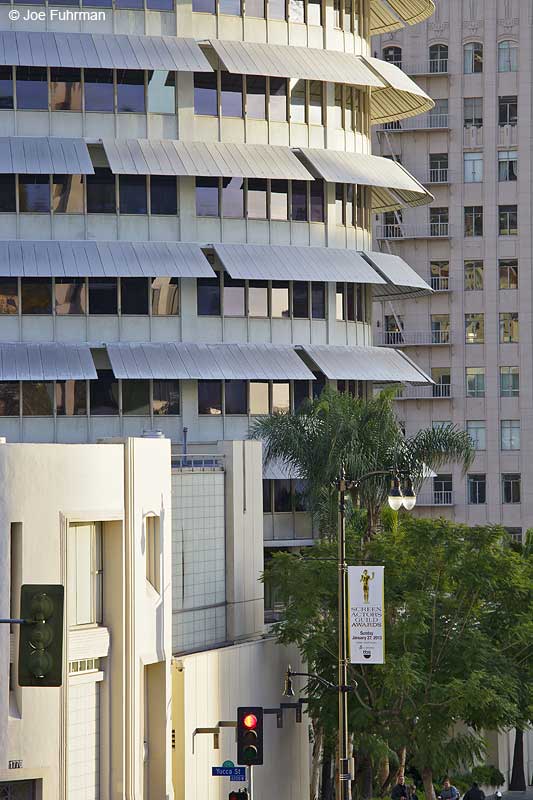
[310,720,323,800]
[422,768,436,800]
[509,727,526,791]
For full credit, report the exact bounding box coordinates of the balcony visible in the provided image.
[420,168,451,185]
[430,275,450,292]
[464,126,483,148]
[375,223,451,240]
[498,124,518,147]
[385,59,449,77]
[375,330,451,347]
[378,113,450,132]
[395,384,452,400]
[416,490,454,507]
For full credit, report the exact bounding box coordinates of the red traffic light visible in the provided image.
[243,713,257,729]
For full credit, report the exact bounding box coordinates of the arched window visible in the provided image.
[382,46,402,68]
[429,43,448,73]
[498,40,518,73]
[464,42,483,74]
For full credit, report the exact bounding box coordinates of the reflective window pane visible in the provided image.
[308,0,322,24]
[246,0,265,14]
[272,382,289,413]
[247,178,267,219]
[291,181,308,221]
[84,69,114,112]
[197,277,221,316]
[87,168,116,213]
[16,67,48,110]
[248,281,268,317]
[0,382,19,415]
[336,283,345,320]
[147,0,174,8]
[198,380,222,415]
[311,282,326,318]
[55,278,86,315]
[225,380,247,414]
[292,282,309,318]
[310,180,324,222]
[21,278,52,314]
[269,0,285,17]
[52,174,84,213]
[194,72,218,115]
[0,67,13,110]
[222,177,244,218]
[119,175,147,214]
[220,0,241,12]
[23,382,54,416]
[153,380,180,415]
[0,175,15,212]
[19,175,50,213]
[246,75,266,118]
[90,370,119,415]
[263,479,272,512]
[308,81,323,124]
[290,79,306,123]
[0,279,18,314]
[223,274,245,316]
[293,380,309,410]
[88,278,118,314]
[151,278,179,315]
[50,67,82,111]
[250,381,269,414]
[150,175,177,215]
[117,70,145,113]
[122,380,150,415]
[193,0,215,11]
[147,70,175,113]
[271,282,290,318]
[289,0,304,22]
[121,278,149,315]
[269,78,287,121]
[274,479,291,511]
[196,177,219,217]
[221,73,243,117]
[56,380,87,415]
[270,180,288,220]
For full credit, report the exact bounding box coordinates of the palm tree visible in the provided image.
[251,387,474,538]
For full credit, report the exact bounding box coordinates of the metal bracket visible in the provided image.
[192,727,220,754]
[264,708,283,728]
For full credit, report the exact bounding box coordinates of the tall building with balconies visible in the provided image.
[371,0,532,549]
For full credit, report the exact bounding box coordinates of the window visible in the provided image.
[466,367,485,398]
[86,168,116,213]
[464,42,483,74]
[292,282,309,319]
[150,176,177,215]
[55,278,86,315]
[21,278,52,314]
[498,40,518,73]
[19,175,50,213]
[498,150,517,182]
[197,276,221,316]
[196,177,219,217]
[90,369,118,414]
[0,67,13,109]
[431,368,450,398]
[269,78,288,122]
[294,380,311,409]
[499,259,518,290]
[0,175,16,212]
[464,152,483,182]
[16,66,48,110]
[0,279,18,314]
[193,0,215,11]
[501,420,520,451]
[429,43,448,73]
[247,179,267,219]
[429,207,448,236]
[270,180,288,220]
[52,174,84,213]
[223,274,245,316]
[290,79,306,123]
[263,479,272,513]
[89,278,117,314]
[309,81,324,125]
[464,206,483,237]
[153,380,180,415]
[433,474,452,503]
[312,283,326,319]
[467,420,486,450]
[220,73,243,117]
[464,97,483,128]
[500,312,519,343]
[499,205,518,235]
[274,479,292,512]
[468,474,486,504]
[502,473,520,504]
[500,366,519,397]
[271,282,290,318]
[68,522,103,627]
[0,382,19,415]
[430,98,448,125]
[464,260,483,291]
[50,67,82,111]
[246,76,266,119]
[84,69,114,112]
[498,96,517,126]
[291,181,307,221]
[246,0,265,19]
[310,180,324,222]
[225,380,247,414]
[272,382,290,413]
[429,153,448,182]
[198,380,222,415]
[147,70,175,114]
[221,177,244,218]
[22,382,54,415]
[194,72,217,116]
[121,278,148,315]
[431,314,450,344]
[382,46,402,67]
[56,381,87,416]
[465,313,484,344]
[250,381,269,415]
[116,70,145,113]
[122,380,150,415]
[146,516,160,593]
[119,175,147,214]
[248,281,268,317]
[504,527,523,544]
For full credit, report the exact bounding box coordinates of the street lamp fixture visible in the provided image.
[387,474,417,511]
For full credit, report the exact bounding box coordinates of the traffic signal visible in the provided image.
[237,706,263,766]
[229,791,248,799]
[18,584,64,687]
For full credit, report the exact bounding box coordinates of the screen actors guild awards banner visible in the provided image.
[348,566,384,664]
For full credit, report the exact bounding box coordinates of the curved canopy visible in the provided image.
[365,57,434,124]
[370,0,435,34]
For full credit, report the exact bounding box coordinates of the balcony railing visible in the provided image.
[498,124,518,146]
[383,59,449,76]
[430,276,450,291]
[424,167,450,184]
[375,223,451,240]
[379,113,449,132]
[376,330,451,346]
[464,125,483,147]
[416,490,454,506]
[171,453,225,471]
[395,384,452,400]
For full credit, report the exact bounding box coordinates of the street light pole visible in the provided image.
[337,470,351,800]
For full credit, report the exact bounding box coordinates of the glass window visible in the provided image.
[56,380,87,416]
[501,420,520,451]
[50,67,82,112]
[269,78,287,122]
[291,181,308,222]
[225,380,247,414]
[498,150,518,182]
[52,174,84,213]
[468,474,486,504]
[289,0,304,22]
[466,420,486,450]
[336,283,345,320]
[19,175,50,213]
[21,278,52,314]
[274,479,292,512]
[333,85,343,130]
[293,380,310,410]
[151,277,179,315]
[464,97,483,128]
[272,382,289,413]
[153,380,180,415]
[55,278,86,315]
[147,70,175,114]
[312,372,326,399]
[498,96,517,126]
[197,276,221,316]
[429,43,448,72]
[122,380,149,415]
[290,80,306,123]
[263,479,272,513]
[432,368,451,398]
[67,523,103,628]
[223,274,245,316]
[150,175,177,215]
[248,281,268,317]
[0,279,18,314]
[292,282,309,319]
[0,67,13,109]
[0,175,15,212]
[308,81,323,125]
[22,382,54,415]
[499,205,518,235]
[271,282,289,318]
[16,66,48,110]
[221,73,243,117]
[499,259,518,290]
[311,283,326,319]
[268,0,285,18]
[222,177,244,218]
[194,72,217,115]
[193,0,215,10]
[87,168,116,214]
[465,313,484,344]
[464,205,483,237]
[502,473,520,504]
[247,178,267,219]
[90,370,118,415]
[84,69,114,112]
[0,382,19,415]
[498,40,518,73]
[430,261,449,291]
[121,277,148,315]
[117,70,145,113]
[464,152,483,182]
[88,278,118,314]
[383,46,402,66]
[335,184,344,225]
[310,180,324,223]
[499,312,519,343]
[220,0,241,10]
[464,260,483,291]
[431,314,450,344]
[270,179,288,220]
[346,284,356,322]
[464,42,483,74]
[466,367,485,398]
[429,207,448,235]
[246,75,266,119]
[246,0,265,16]
[198,380,222,415]
[119,175,147,215]
[500,367,519,397]
[308,0,322,25]
[250,381,269,415]
[196,177,219,217]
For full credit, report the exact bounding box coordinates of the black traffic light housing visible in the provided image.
[237,706,264,766]
[229,791,249,799]
[18,584,64,687]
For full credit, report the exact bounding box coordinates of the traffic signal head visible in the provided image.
[237,706,263,766]
[18,584,64,687]
[229,791,249,799]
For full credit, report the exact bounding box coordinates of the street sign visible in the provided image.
[212,766,247,781]
[222,760,235,768]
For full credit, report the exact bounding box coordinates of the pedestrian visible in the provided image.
[408,784,419,800]
[440,777,461,800]
[463,782,485,800]
[391,775,409,800]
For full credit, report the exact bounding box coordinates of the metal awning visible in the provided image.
[209,39,384,88]
[301,345,432,384]
[101,139,313,180]
[0,343,97,380]
[298,149,432,211]
[0,241,214,278]
[362,251,432,299]
[213,243,385,284]
[365,57,434,124]
[0,137,93,174]
[0,31,212,71]
[370,0,435,33]
[107,342,315,380]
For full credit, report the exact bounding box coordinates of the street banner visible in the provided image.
[348,566,384,664]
